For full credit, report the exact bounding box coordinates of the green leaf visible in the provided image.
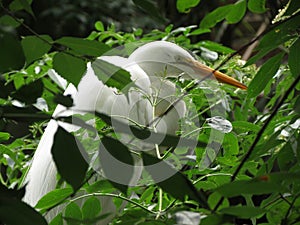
[133,0,166,23]
[225,0,246,24]
[220,206,265,219]
[176,0,200,13]
[35,188,73,211]
[223,133,239,155]
[99,136,134,194]
[232,121,260,133]
[289,38,300,77]
[82,197,101,220]
[0,32,25,73]
[0,198,47,225]
[248,52,284,98]
[64,202,82,225]
[53,52,86,87]
[12,79,44,104]
[0,15,22,28]
[21,35,52,65]
[55,37,110,57]
[198,41,235,54]
[200,4,232,29]
[0,132,10,142]
[248,0,267,13]
[91,58,133,93]
[49,213,63,225]
[95,21,105,32]
[51,127,89,192]
[141,152,209,208]
[9,0,34,16]
[53,94,74,108]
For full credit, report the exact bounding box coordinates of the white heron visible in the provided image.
[23,41,247,224]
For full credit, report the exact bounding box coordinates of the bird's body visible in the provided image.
[23,41,246,224]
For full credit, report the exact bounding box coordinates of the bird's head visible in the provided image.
[129,41,247,90]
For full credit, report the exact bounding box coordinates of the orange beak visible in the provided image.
[190,59,247,90]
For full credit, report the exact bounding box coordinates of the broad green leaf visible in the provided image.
[289,38,300,77]
[223,133,239,155]
[55,37,110,57]
[51,127,89,192]
[0,198,47,225]
[82,197,101,220]
[200,5,232,29]
[9,0,34,16]
[248,0,266,13]
[91,58,133,93]
[142,152,209,209]
[248,52,284,98]
[21,35,52,65]
[220,206,265,219]
[176,0,200,13]
[0,32,25,73]
[12,79,44,104]
[85,180,114,194]
[0,15,22,28]
[49,213,63,225]
[232,121,260,133]
[53,52,86,87]
[226,0,246,24]
[64,202,82,225]
[35,188,73,211]
[133,0,166,23]
[200,214,233,225]
[99,136,134,194]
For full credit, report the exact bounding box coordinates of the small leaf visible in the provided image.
[133,0,166,23]
[232,121,260,133]
[248,52,284,98]
[198,41,235,54]
[176,0,200,13]
[0,198,47,225]
[248,0,267,13]
[82,197,101,220]
[95,21,104,32]
[12,79,44,104]
[53,94,73,108]
[35,188,73,211]
[55,37,110,57]
[142,152,209,208]
[289,38,300,77]
[0,15,22,28]
[49,213,63,225]
[99,136,134,193]
[51,127,89,192]
[64,202,82,225]
[0,132,10,142]
[200,5,232,29]
[91,59,133,93]
[0,32,25,73]
[9,0,34,16]
[226,0,246,24]
[220,206,265,219]
[53,52,86,87]
[21,35,52,65]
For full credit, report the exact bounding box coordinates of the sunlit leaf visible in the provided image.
[248,52,284,98]
[176,0,200,13]
[56,37,110,57]
[53,52,86,86]
[21,35,52,65]
[35,188,73,212]
[0,132,10,142]
[64,202,82,225]
[226,0,246,24]
[248,0,267,13]
[52,127,89,192]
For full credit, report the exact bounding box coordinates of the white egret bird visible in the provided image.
[23,41,246,224]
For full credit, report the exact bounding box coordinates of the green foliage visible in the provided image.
[0,0,300,224]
